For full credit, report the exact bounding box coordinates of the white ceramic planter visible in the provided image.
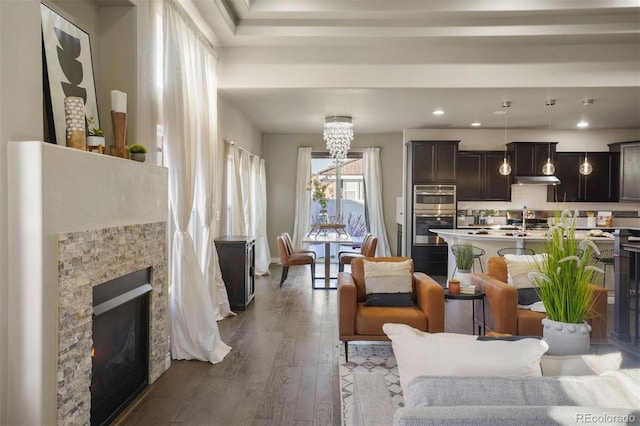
[456,270,472,286]
[86,135,105,147]
[131,153,146,162]
[542,318,591,355]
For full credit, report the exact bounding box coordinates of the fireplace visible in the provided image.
[56,222,169,425]
[91,268,152,426]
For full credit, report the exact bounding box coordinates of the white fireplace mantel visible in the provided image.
[6,141,168,425]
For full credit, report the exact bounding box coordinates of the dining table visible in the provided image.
[303,231,353,289]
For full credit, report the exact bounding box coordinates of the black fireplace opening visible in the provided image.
[91,268,152,426]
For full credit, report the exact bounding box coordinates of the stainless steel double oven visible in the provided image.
[413,184,456,245]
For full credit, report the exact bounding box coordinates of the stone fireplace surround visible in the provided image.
[57,222,168,424]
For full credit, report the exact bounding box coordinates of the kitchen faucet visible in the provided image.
[522,206,527,232]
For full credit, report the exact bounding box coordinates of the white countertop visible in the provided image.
[431,228,616,242]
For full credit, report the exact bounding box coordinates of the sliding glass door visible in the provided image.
[309,152,368,267]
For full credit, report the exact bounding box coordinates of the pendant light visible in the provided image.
[541,99,556,176]
[579,99,593,175]
[498,101,512,176]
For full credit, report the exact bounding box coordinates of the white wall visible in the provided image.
[0,1,44,423]
[7,142,168,425]
[262,133,404,257]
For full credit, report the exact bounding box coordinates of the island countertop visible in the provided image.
[431,228,616,243]
[429,228,616,281]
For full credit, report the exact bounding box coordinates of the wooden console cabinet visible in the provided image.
[214,236,255,311]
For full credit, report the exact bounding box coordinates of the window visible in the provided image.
[310,152,368,241]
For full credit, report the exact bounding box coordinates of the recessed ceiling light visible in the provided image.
[433,109,444,116]
[471,121,482,127]
[577,120,589,128]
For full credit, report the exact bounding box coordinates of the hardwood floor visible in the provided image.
[118,264,638,425]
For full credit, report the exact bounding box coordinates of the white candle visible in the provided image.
[110,90,127,113]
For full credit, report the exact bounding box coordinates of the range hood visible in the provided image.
[513,175,561,185]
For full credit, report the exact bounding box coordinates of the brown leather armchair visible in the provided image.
[471,256,608,343]
[338,233,378,272]
[338,257,445,360]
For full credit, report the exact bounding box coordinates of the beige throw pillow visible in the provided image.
[504,254,546,289]
[363,259,413,294]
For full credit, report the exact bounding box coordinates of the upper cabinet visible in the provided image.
[507,142,557,176]
[547,152,619,202]
[458,151,511,201]
[613,141,640,202]
[411,141,459,184]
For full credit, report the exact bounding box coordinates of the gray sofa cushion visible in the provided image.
[394,406,640,426]
[404,370,640,410]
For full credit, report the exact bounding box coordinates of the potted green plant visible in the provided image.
[454,244,475,285]
[128,144,147,162]
[307,178,329,224]
[86,116,105,148]
[528,209,603,355]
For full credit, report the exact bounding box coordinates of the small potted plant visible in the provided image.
[454,244,474,285]
[128,144,147,162]
[307,178,329,224]
[86,116,105,148]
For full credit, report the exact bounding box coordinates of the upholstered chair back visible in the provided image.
[361,236,378,257]
[276,236,290,263]
[281,232,295,255]
[349,257,415,302]
[486,256,509,282]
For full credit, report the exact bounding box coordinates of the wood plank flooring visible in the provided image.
[117,264,637,425]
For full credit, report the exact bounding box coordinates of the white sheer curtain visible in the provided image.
[164,0,230,363]
[363,148,392,256]
[254,158,271,275]
[292,147,312,248]
[226,144,271,275]
[193,36,233,321]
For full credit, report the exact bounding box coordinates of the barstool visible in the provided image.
[450,244,485,278]
[497,247,535,256]
[593,249,615,287]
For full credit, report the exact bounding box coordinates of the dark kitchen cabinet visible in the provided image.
[548,153,581,202]
[412,141,459,184]
[457,151,511,201]
[617,141,640,202]
[547,152,619,202]
[412,244,448,276]
[507,142,557,176]
[214,236,255,311]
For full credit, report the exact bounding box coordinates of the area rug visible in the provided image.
[339,342,403,426]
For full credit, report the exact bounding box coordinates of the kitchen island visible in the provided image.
[432,228,616,282]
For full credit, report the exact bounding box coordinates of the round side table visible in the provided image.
[444,289,485,335]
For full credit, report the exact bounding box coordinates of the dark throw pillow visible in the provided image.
[517,288,541,306]
[365,293,414,307]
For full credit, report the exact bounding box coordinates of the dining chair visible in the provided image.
[276,235,315,287]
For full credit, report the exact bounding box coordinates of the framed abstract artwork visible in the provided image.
[41,3,99,145]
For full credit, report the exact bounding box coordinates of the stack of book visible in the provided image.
[459,285,476,295]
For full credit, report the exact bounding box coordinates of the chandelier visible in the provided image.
[323,116,353,163]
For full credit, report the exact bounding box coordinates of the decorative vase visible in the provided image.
[317,209,329,225]
[542,318,591,355]
[456,270,472,286]
[131,153,146,162]
[64,96,86,150]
